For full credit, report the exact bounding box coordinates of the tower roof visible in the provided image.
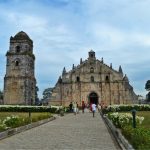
[88,49,96,60]
[89,49,95,53]
[13,31,32,41]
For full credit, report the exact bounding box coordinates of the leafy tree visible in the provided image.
[42,88,53,100]
[0,90,3,104]
[145,80,150,102]
[0,90,3,100]
[146,92,150,102]
[35,86,39,105]
[145,80,150,91]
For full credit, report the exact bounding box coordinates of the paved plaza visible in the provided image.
[0,110,120,150]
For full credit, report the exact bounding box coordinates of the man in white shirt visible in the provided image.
[92,103,97,117]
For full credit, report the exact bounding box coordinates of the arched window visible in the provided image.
[76,76,80,82]
[90,67,94,73]
[15,60,19,66]
[91,76,94,82]
[105,76,109,82]
[16,46,20,53]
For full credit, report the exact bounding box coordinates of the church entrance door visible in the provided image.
[89,92,98,105]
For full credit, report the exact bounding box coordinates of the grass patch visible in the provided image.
[137,111,150,129]
[0,112,52,121]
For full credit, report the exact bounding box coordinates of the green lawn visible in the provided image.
[0,112,53,132]
[137,111,150,128]
[0,112,52,122]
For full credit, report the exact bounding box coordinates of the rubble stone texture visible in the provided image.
[3,31,36,105]
[50,50,137,106]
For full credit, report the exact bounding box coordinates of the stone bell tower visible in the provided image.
[4,31,36,105]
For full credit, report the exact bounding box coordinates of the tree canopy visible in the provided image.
[145,80,150,102]
[0,90,3,100]
[145,80,150,91]
[42,88,53,100]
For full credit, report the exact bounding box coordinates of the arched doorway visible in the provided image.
[89,92,98,105]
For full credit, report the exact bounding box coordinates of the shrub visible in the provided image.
[102,104,150,114]
[107,112,144,128]
[0,120,8,131]
[3,115,24,128]
[0,105,59,113]
[122,126,150,150]
[0,112,53,132]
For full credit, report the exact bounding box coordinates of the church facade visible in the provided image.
[50,50,137,106]
[3,31,36,105]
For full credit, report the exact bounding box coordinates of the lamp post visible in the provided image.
[131,109,136,128]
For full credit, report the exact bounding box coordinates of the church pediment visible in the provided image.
[60,50,125,84]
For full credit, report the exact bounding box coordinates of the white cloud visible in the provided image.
[0,0,150,98]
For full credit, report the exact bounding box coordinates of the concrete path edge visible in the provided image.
[102,113,134,150]
[0,116,56,140]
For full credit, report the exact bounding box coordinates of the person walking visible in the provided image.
[92,103,97,117]
[69,102,73,112]
[76,102,79,114]
[73,102,77,115]
[81,100,85,113]
[90,103,92,112]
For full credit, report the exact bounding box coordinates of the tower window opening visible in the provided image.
[16,46,20,53]
[90,54,93,58]
[76,76,80,82]
[15,61,19,66]
[91,76,94,82]
[105,76,109,82]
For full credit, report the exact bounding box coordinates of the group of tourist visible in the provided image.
[69,102,79,115]
[69,101,98,117]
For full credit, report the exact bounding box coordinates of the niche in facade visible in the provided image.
[90,67,94,73]
[91,76,94,82]
[105,75,109,82]
[16,46,20,53]
[76,76,80,82]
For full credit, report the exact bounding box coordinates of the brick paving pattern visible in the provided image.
[0,111,120,150]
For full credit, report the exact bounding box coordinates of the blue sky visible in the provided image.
[0,0,150,98]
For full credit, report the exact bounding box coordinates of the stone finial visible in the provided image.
[119,65,123,76]
[80,58,82,64]
[123,74,129,82]
[110,63,112,69]
[58,76,62,83]
[72,64,75,70]
[101,57,103,63]
[62,67,66,75]
[10,36,13,40]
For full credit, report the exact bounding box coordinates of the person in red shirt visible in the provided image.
[90,103,92,112]
[81,100,85,113]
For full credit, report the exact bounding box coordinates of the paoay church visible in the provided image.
[50,50,137,106]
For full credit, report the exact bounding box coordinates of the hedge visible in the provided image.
[0,105,61,113]
[102,104,150,114]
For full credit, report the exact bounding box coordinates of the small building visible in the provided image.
[50,50,137,106]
